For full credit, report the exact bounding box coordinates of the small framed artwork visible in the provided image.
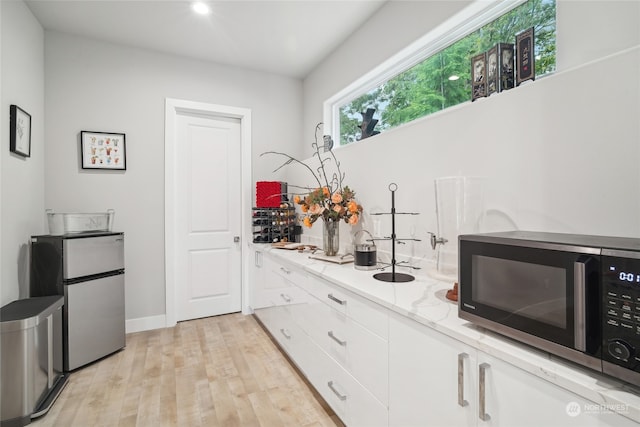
[497,43,515,92]
[486,45,498,96]
[471,52,487,101]
[81,131,126,170]
[10,105,31,157]
[516,27,535,86]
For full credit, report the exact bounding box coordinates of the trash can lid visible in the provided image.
[0,296,64,332]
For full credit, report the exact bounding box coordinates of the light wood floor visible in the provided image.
[31,313,343,427]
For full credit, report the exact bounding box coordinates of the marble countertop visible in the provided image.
[258,245,640,423]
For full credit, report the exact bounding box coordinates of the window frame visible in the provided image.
[323,0,528,147]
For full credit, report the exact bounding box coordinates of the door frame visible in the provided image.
[164,98,252,327]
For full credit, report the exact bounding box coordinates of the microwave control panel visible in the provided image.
[602,255,640,372]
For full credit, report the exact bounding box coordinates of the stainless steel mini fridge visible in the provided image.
[31,232,125,371]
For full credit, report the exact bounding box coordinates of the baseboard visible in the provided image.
[125,314,167,333]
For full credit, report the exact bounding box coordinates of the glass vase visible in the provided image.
[323,219,340,256]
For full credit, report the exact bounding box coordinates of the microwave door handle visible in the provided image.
[574,261,586,352]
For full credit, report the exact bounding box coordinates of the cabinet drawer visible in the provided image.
[255,306,308,364]
[302,275,388,339]
[306,340,388,427]
[263,255,307,289]
[296,293,389,405]
[253,284,311,311]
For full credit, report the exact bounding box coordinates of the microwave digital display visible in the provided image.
[606,263,640,285]
[472,255,567,329]
[617,271,640,283]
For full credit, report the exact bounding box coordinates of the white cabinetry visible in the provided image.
[296,275,388,426]
[251,250,308,310]
[389,313,638,427]
[250,251,637,427]
[253,252,388,427]
[389,313,477,427]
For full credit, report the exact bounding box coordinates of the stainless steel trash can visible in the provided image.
[1,296,68,427]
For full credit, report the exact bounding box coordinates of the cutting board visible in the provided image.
[309,253,354,264]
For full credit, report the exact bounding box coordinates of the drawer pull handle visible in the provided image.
[279,328,291,340]
[327,381,347,401]
[280,293,292,303]
[479,362,491,421]
[328,331,347,346]
[280,267,291,275]
[457,352,468,407]
[327,293,347,305]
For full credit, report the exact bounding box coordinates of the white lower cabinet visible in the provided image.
[478,351,638,427]
[302,337,388,427]
[389,313,638,427]
[295,276,388,406]
[389,313,478,427]
[254,252,388,426]
[252,251,308,310]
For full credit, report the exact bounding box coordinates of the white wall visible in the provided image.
[287,0,640,273]
[302,0,471,141]
[1,0,45,307]
[44,32,302,325]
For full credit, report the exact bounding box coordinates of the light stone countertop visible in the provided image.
[258,245,640,423]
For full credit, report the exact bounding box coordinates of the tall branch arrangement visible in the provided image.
[261,123,363,228]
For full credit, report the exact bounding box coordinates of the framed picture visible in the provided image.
[486,46,498,96]
[10,105,31,157]
[81,131,126,170]
[497,43,515,92]
[471,52,487,101]
[516,27,535,86]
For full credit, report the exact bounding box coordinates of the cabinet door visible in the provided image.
[296,290,389,405]
[307,339,388,427]
[248,248,263,312]
[479,352,639,427]
[389,314,477,427]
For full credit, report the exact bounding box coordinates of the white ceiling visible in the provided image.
[25,0,387,79]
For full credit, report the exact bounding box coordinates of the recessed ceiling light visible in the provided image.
[448,75,460,81]
[192,2,211,15]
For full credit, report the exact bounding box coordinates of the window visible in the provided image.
[330,0,556,146]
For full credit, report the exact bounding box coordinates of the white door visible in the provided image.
[174,112,242,321]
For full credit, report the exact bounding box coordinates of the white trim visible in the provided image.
[164,98,252,328]
[126,314,167,333]
[323,0,526,143]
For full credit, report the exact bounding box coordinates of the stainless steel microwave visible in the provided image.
[459,231,640,387]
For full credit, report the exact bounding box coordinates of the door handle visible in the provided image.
[328,331,347,346]
[327,381,347,401]
[234,236,240,243]
[458,352,468,407]
[327,293,347,305]
[279,328,291,340]
[574,259,587,351]
[479,362,491,421]
[280,293,292,303]
[47,314,54,388]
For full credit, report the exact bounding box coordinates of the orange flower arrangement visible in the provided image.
[293,185,362,228]
[262,124,363,228]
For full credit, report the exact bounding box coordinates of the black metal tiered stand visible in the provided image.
[372,183,420,283]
